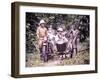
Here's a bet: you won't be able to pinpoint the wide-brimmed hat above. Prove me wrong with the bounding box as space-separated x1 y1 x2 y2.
39 19 46 24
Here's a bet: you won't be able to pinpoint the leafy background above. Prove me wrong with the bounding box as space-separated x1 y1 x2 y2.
26 12 89 53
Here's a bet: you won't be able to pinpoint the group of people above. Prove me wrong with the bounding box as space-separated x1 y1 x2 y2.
36 19 79 60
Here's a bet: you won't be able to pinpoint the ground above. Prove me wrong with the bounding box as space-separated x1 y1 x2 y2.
26 40 89 67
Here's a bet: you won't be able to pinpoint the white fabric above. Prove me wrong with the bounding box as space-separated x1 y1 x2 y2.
55 34 68 44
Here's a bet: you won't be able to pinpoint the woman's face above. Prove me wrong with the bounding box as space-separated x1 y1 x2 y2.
58 31 62 35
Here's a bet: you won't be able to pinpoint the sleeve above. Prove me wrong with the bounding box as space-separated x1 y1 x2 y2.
45 28 48 36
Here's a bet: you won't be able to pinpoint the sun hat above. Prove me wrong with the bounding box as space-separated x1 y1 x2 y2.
57 27 63 32
39 19 46 24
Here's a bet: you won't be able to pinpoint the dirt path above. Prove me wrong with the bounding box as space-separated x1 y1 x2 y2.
42 60 61 66
26 41 89 67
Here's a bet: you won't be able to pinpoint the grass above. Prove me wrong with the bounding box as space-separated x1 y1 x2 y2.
26 48 89 67
26 40 90 67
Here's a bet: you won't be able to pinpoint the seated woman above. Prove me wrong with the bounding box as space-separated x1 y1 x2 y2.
55 27 68 59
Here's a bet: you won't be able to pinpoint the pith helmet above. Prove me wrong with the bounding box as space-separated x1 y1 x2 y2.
39 19 46 24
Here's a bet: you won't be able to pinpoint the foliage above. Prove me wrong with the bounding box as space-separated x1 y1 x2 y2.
26 12 89 53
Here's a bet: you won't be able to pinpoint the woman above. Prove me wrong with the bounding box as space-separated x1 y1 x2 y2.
55 27 68 59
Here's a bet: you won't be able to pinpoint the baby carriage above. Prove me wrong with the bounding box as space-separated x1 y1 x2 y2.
56 39 74 59
56 42 66 59
55 35 68 59
55 30 74 59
